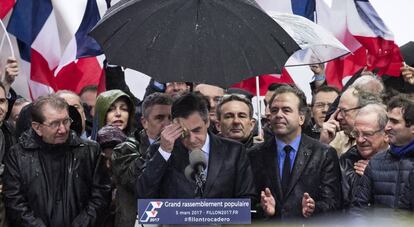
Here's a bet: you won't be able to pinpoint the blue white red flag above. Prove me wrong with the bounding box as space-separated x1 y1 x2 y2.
256 0 403 89
322 0 402 88
232 68 294 96
0 0 15 19
6 0 109 99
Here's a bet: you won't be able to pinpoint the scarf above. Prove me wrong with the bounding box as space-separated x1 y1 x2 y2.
390 140 414 157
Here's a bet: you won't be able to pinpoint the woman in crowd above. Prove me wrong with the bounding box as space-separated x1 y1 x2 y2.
92 89 136 139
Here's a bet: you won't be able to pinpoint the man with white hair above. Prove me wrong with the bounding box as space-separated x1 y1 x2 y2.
340 103 389 208
320 86 382 155
352 95 414 210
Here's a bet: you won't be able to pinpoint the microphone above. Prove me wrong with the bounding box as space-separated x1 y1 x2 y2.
184 165 195 182
186 149 207 197
189 149 207 184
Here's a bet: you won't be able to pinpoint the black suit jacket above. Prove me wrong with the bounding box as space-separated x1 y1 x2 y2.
248 134 342 219
137 133 256 199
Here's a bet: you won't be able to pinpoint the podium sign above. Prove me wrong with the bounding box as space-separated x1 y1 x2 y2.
138 198 251 225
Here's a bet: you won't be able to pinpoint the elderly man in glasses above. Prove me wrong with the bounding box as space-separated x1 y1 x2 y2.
320 86 381 155
3 94 111 226
339 103 389 209
352 95 414 211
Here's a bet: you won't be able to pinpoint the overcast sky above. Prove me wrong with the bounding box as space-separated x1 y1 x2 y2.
362 0 411 46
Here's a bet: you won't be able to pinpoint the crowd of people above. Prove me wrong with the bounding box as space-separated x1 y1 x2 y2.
0 54 413 227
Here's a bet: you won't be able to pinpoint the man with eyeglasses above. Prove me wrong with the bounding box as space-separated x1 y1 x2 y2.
308 86 339 139
340 103 389 208
352 95 414 211
3 94 111 226
320 86 380 155
194 83 225 134
165 81 192 98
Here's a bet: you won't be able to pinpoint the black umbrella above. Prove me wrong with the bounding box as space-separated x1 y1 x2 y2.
90 0 300 87
401 41 414 67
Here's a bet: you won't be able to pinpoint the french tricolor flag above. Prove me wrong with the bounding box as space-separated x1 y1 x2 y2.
256 0 402 89
6 0 110 99
323 0 402 88
0 0 15 19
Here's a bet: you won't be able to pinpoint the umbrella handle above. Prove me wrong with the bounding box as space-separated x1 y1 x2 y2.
255 76 262 138
0 19 15 58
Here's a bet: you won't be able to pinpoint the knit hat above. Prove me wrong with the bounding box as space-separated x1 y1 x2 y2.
96 125 127 149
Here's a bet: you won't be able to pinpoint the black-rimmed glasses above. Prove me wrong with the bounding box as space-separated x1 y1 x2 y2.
350 128 383 140
41 118 73 130
338 106 363 115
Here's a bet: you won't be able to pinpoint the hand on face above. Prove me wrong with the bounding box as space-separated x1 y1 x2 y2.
159 122 183 152
320 108 341 144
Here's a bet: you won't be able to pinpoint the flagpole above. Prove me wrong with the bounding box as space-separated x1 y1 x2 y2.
0 19 15 58
255 76 262 138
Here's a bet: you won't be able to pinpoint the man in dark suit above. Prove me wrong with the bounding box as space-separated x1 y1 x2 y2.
249 85 341 219
137 92 256 199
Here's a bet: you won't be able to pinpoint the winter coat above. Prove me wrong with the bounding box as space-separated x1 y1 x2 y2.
111 129 149 227
399 169 414 210
249 134 342 219
340 146 364 209
1 121 16 156
352 148 414 210
3 129 111 227
0 129 8 227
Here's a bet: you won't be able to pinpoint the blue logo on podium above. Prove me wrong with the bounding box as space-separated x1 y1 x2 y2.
138 199 251 224
139 201 163 222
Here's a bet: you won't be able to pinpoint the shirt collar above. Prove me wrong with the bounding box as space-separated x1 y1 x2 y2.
148 137 155 145
201 133 210 155
276 134 302 152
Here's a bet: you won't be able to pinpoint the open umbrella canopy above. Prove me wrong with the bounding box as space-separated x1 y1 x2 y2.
90 0 300 87
268 12 350 66
400 41 414 67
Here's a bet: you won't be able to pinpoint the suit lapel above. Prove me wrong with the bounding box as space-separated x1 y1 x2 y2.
204 134 225 196
263 137 283 203
285 135 313 198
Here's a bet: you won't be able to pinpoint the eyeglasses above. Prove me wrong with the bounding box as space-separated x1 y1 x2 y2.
313 102 333 110
350 128 383 140
40 118 73 130
338 106 363 115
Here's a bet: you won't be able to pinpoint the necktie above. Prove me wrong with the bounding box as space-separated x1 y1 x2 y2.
281 145 293 195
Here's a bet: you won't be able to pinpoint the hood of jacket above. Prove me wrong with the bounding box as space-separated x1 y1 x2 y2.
94 89 135 132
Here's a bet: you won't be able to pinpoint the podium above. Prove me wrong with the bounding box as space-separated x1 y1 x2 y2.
137 198 251 225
